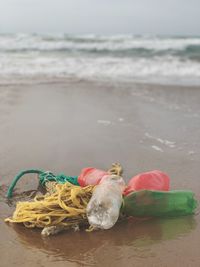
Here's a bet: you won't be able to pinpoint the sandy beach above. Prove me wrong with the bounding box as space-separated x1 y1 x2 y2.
0 80 200 267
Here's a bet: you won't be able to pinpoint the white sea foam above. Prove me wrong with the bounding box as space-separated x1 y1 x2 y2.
1 34 200 85
151 145 164 152
145 133 176 148
1 34 200 51
1 55 200 84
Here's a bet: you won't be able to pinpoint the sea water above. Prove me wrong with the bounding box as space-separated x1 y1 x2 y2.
0 33 200 85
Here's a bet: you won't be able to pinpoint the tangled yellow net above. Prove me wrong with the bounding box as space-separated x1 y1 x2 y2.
5 182 94 228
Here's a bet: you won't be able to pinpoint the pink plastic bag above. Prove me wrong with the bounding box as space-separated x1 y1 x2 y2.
124 170 170 196
78 167 108 187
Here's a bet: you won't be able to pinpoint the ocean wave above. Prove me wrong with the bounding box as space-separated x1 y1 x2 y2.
1 33 200 54
1 34 200 85
1 54 200 85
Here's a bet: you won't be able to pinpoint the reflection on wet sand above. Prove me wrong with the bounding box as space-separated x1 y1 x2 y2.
12 216 196 266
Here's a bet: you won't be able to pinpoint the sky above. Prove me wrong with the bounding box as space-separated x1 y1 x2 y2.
0 0 199 35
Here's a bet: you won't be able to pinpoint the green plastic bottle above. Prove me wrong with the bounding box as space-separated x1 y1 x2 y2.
122 190 198 217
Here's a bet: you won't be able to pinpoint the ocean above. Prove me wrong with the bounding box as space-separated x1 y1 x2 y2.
1 33 200 85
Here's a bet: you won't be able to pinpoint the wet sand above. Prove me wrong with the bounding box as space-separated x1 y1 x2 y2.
0 80 200 267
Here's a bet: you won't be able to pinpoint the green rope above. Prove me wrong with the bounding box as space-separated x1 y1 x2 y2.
39 171 78 186
6 169 79 198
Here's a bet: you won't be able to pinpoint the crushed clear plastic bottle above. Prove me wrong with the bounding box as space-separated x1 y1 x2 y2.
86 175 126 229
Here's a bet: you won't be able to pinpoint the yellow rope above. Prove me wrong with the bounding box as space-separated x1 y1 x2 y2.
5 163 123 230
5 182 94 228
107 163 123 176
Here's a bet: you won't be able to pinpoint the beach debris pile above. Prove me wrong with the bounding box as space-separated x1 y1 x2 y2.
5 163 198 235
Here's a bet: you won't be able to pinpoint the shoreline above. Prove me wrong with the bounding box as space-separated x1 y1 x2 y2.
1 79 200 187
1 76 200 88
0 79 200 267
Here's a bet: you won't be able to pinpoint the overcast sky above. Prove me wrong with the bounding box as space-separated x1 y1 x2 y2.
0 0 199 35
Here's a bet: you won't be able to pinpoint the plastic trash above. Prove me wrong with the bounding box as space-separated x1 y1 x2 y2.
124 170 170 196
78 167 108 187
122 190 197 217
86 175 126 229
